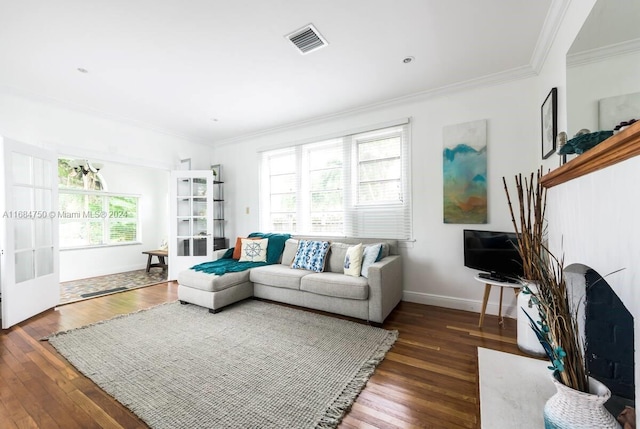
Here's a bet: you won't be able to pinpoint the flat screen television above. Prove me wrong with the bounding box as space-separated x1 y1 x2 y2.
463 229 523 283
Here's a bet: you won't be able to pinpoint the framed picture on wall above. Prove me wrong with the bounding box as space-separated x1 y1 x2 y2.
541 87 558 159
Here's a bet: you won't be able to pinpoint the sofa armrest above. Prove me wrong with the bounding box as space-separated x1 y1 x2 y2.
366 255 403 323
212 249 229 261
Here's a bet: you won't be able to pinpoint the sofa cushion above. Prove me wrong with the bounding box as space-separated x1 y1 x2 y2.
250 264 310 290
291 240 330 272
300 273 369 300
326 242 350 273
178 269 250 293
280 239 299 266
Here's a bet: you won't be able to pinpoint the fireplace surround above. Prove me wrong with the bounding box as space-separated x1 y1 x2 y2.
544 121 640 414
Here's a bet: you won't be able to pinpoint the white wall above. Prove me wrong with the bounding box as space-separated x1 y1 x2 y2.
541 0 640 403
538 0 598 173
211 0 608 318
0 92 214 280
567 50 640 133
214 77 540 317
0 92 213 170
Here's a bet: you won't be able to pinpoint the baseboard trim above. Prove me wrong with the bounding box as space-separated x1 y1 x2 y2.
61 264 148 283
402 290 517 319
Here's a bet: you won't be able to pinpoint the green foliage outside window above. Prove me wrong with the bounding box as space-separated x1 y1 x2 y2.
58 159 139 247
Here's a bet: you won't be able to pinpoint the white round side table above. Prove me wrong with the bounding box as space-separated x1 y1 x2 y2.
473 275 522 327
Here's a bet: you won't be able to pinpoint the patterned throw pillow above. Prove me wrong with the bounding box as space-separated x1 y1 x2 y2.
344 243 364 277
360 244 382 278
291 240 330 272
239 238 269 262
232 236 260 259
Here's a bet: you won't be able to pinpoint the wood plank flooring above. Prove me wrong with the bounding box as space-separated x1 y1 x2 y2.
0 282 527 428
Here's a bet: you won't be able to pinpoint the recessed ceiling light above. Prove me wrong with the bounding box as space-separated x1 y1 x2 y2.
403 56 414 64
77 67 89 73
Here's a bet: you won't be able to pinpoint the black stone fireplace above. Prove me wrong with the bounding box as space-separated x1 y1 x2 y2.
584 269 635 417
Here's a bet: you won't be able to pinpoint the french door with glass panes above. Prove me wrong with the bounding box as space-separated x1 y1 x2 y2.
1 137 59 329
168 170 213 280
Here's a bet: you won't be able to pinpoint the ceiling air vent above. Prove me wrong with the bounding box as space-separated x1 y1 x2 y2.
286 24 328 55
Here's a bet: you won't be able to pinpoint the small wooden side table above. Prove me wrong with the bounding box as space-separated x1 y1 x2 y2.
474 276 522 327
142 249 168 272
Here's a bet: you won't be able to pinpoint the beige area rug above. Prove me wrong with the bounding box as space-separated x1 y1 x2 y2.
478 347 555 428
59 269 168 304
48 300 398 429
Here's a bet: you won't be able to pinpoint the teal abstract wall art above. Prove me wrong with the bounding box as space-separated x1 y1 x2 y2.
443 119 487 224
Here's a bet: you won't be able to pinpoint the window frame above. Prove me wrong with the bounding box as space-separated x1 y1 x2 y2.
58 188 142 250
260 121 412 239
353 128 404 207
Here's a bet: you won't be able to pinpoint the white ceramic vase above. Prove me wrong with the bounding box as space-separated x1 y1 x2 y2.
517 281 546 356
543 375 621 429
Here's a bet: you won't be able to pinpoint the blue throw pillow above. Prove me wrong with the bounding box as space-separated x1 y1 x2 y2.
291 240 330 272
361 244 382 278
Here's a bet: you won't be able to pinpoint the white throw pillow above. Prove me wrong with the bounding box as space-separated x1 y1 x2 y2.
360 244 382 278
343 243 364 277
239 238 269 262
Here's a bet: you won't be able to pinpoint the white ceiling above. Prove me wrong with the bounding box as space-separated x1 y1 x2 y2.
0 0 555 145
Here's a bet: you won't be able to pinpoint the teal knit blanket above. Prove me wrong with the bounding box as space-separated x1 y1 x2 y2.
191 233 291 275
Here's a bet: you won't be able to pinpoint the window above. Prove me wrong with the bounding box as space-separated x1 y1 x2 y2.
58 159 140 248
260 121 411 239
356 131 402 204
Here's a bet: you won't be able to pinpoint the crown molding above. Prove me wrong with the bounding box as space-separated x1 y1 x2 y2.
214 64 537 147
567 38 640 68
530 0 571 73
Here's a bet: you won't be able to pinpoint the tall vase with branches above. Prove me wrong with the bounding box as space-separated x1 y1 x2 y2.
502 168 587 391
504 169 620 428
503 169 548 357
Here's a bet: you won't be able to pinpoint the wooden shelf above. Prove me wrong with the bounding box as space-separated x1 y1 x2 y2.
541 121 640 188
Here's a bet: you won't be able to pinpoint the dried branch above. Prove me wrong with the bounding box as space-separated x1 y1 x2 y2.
504 168 587 393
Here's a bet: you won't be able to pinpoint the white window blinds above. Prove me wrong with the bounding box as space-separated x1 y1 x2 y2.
259 121 411 239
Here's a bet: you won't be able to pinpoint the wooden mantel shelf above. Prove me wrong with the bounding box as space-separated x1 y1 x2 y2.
541 121 640 188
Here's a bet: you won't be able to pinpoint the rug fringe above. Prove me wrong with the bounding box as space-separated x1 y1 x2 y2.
315 329 399 429
43 300 179 341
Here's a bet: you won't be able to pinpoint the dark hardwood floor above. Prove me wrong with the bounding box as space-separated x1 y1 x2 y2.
0 282 526 428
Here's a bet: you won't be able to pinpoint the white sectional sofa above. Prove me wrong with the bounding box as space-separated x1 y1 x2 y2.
177 236 403 324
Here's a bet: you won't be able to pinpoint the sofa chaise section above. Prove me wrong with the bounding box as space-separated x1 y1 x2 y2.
177 266 253 313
